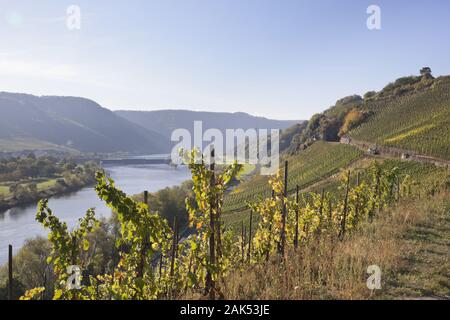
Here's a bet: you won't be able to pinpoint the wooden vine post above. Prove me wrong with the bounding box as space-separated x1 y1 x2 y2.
319 188 325 227
339 171 351 240
170 217 178 278
8 244 13 300
356 171 360 187
266 190 275 262
206 149 216 299
169 216 179 298
294 185 299 249
137 190 149 279
144 190 148 206
241 221 245 263
353 172 361 223
247 210 253 262
158 253 164 283
371 167 381 220
279 161 288 257
328 199 333 230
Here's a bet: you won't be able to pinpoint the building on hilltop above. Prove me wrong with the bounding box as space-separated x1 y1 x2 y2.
420 67 432 78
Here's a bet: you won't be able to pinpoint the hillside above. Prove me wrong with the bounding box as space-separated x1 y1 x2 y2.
349 76 450 160
115 109 300 140
223 141 364 213
223 69 450 220
284 70 450 159
0 92 169 154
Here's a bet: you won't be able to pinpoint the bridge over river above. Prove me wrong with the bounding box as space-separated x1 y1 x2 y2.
101 155 173 166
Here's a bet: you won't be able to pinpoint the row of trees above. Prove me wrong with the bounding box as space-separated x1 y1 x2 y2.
17 151 421 300
1 161 98 207
0 155 79 183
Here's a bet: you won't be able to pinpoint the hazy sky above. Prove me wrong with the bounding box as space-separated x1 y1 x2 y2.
0 0 449 120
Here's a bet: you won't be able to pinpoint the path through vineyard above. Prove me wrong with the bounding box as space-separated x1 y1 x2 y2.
341 138 450 168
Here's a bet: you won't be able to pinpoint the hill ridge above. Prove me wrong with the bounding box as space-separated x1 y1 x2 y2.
0 92 169 154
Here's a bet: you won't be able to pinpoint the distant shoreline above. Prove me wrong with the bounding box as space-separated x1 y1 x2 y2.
0 179 96 213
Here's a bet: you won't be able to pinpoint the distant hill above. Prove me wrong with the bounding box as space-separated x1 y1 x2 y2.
0 92 169 154
115 110 300 141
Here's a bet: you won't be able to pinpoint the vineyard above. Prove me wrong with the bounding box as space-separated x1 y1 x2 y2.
350 76 450 160
8 146 447 301
223 157 448 231
222 142 363 213
309 158 446 195
3 73 450 301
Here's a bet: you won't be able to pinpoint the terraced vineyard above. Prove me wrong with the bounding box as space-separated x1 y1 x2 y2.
223 141 363 213
350 76 450 160
223 157 449 231
308 158 447 196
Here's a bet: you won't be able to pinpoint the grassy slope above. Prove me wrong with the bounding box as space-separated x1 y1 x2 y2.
37 179 57 191
382 194 450 299
220 190 450 300
350 76 450 160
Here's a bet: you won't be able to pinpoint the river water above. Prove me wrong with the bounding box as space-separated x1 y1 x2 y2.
0 164 191 265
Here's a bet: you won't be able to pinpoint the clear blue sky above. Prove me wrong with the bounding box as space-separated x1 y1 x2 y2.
0 0 449 120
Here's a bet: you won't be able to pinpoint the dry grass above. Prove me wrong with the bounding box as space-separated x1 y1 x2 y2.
218 191 449 300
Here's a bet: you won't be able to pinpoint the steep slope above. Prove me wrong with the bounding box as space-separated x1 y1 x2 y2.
284 95 365 154
0 92 169 154
223 141 364 213
283 70 450 160
115 109 300 140
349 76 450 160
222 189 450 299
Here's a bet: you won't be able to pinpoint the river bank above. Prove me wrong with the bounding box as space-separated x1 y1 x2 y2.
0 168 99 212
0 178 96 212
0 164 192 265
0 157 101 212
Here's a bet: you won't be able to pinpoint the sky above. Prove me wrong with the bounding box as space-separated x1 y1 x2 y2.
0 0 449 120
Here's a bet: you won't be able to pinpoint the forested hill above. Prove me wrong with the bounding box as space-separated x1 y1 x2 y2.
283 69 450 160
115 109 300 140
0 92 169 154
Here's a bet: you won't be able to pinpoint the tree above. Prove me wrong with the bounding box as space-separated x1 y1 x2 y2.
339 109 365 137
364 91 377 99
0 237 54 300
420 67 432 77
0 277 25 300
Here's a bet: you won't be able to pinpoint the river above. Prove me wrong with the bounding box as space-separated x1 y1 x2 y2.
0 164 191 265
